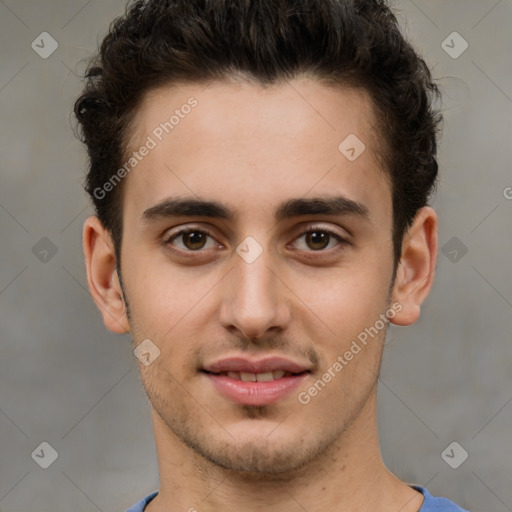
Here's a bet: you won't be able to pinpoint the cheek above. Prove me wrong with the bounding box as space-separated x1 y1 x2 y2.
302 275 390 405
299 263 392 345
126 251 214 319
125 260 221 357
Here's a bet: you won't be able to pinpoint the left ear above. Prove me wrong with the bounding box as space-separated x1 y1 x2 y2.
390 206 438 326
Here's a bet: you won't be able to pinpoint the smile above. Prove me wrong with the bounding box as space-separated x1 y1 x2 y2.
212 370 292 381
203 370 309 406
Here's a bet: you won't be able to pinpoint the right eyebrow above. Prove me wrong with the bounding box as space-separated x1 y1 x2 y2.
142 197 233 222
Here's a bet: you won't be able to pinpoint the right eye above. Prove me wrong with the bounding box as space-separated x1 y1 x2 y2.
165 228 218 250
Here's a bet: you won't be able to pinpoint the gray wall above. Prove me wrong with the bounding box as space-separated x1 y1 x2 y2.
0 1 510 511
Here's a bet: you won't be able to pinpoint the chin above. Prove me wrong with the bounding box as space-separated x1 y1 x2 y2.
177 420 337 478
197 440 317 476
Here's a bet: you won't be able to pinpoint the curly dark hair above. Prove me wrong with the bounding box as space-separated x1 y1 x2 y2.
74 0 442 270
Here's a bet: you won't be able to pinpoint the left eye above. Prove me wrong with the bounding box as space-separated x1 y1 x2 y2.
292 228 346 251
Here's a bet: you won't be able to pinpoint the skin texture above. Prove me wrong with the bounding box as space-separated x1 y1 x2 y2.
83 79 437 512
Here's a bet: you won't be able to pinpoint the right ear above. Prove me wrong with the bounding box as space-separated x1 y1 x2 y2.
82 216 130 334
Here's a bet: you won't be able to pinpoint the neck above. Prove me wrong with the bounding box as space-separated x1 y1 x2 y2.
145 390 424 512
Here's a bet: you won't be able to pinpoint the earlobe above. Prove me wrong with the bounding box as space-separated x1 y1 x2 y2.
390 206 438 326
82 216 130 334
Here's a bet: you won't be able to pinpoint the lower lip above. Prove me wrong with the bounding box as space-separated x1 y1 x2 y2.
204 372 309 406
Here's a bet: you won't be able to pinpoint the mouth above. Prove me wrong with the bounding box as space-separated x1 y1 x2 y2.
205 370 295 381
201 356 311 406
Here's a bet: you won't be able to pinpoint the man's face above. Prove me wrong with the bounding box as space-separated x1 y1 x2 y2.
118 79 396 474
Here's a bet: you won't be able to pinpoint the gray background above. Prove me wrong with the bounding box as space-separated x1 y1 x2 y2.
0 1 511 511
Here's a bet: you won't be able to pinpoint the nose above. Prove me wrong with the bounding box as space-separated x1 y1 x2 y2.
219 243 291 341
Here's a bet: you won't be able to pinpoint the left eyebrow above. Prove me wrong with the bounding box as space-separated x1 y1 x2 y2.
141 194 370 223
275 196 370 222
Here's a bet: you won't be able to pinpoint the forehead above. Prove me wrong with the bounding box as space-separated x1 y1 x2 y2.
122 79 391 226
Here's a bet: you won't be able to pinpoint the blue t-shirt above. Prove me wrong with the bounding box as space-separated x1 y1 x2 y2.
125 485 469 511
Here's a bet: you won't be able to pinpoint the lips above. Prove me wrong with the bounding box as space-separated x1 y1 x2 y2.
203 356 310 375
202 356 311 406
221 370 287 381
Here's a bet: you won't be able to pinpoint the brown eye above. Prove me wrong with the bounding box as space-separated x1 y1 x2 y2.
304 231 331 250
293 227 348 253
165 228 218 253
181 231 208 250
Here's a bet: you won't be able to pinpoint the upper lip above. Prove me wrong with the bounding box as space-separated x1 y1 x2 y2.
203 356 311 374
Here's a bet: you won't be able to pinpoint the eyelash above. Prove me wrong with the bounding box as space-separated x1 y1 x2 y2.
162 225 350 259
